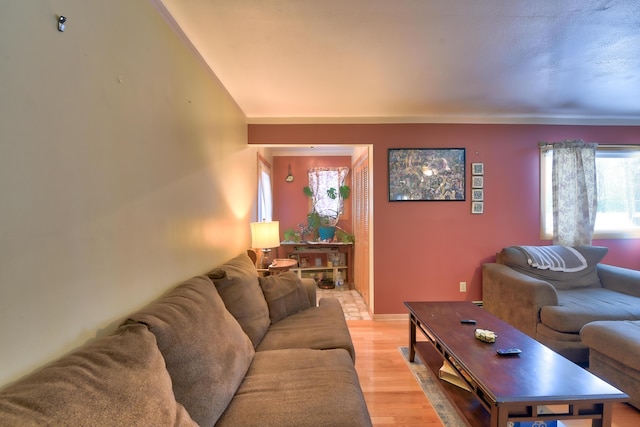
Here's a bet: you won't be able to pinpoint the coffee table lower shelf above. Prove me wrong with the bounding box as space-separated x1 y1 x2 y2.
413 341 489 426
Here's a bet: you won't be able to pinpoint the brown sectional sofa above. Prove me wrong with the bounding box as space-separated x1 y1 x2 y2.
0 252 372 426
581 320 640 409
483 245 640 365
483 245 640 410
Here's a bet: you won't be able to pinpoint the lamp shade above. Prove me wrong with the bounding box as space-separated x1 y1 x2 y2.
250 221 280 249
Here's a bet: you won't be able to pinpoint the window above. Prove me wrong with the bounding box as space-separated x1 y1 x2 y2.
257 155 272 222
308 167 349 219
541 145 640 239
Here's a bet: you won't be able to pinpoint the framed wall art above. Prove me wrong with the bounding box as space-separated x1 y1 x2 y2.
472 189 484 201
472 162 484 175
472 176 484 188
388 148 466 201
471 202 484 214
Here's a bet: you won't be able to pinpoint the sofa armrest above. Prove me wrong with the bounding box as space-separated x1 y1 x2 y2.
482 263 559 338
300 278 317 307
598 264 640 298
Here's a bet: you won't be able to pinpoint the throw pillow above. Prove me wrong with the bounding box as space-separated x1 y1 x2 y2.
0 323 197 426
125 275 255 427
208 252 271 347
259 271 312 324
499 245 608 290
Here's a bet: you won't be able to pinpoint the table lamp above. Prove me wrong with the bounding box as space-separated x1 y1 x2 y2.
250 221 280 269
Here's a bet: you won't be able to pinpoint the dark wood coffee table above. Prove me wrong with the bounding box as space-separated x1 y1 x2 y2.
405 301 628 427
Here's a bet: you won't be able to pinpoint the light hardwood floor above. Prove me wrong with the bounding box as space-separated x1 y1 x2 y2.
347 320 640 427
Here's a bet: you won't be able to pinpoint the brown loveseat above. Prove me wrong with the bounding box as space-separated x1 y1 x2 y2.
482 245 640 365
0 252 372 426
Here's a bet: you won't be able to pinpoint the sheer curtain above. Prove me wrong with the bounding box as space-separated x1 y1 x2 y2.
551 140 598 245
308 167 349 217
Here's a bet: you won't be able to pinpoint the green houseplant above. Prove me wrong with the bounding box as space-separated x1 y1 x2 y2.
283 228 300 242
335 229 355 243
303 184 351 241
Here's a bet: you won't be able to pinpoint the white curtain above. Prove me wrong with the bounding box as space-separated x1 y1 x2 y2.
308 167 349 217
551 140 598 245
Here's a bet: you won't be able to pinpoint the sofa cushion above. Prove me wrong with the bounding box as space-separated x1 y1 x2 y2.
536 322 583 342
215 348 372 427
209 252 271 347
540 288 640 333
126 275 254 427
498 245 608 290
0 323 197 426
582 320 640 409
259 271 312 324
581 320 640 372
256 297 356 361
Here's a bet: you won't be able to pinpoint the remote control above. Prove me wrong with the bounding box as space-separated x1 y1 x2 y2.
460 319 476 324
497 348 522 355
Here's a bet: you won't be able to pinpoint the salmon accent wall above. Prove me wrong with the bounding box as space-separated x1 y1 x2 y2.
250 123 640 314
273 156 353 238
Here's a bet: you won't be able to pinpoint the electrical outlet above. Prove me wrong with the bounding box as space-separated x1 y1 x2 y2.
459 281 467 292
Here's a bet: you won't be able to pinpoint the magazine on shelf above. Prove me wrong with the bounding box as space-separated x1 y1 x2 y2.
438 359 472 392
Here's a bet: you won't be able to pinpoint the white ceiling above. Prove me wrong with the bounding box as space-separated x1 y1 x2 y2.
156 0 640 125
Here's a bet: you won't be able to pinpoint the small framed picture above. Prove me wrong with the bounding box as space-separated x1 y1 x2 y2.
472 163 484 175
471 201 484 214
472 176 484 188
472 189 484 201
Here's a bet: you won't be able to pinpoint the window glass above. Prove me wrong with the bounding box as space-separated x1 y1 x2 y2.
257 156 272 221
308 167 349 218
541 145 640 238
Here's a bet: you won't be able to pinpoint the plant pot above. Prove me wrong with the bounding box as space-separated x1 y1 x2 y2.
302 232 316 242
317 278 335 289
318 226 336 241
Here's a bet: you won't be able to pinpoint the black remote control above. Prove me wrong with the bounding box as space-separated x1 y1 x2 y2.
460 319 476 324
497 348 522 355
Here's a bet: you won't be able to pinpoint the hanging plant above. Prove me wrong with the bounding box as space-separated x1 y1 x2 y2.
327 185 351 201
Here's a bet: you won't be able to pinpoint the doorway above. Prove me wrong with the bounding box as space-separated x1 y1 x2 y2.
264 145 374 314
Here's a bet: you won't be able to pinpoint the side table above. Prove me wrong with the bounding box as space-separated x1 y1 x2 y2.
268 258 298 275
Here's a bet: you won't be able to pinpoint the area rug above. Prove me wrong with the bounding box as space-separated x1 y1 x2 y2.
398 346 467 427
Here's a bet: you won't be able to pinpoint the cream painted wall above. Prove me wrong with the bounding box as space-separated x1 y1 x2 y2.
0 1 254 386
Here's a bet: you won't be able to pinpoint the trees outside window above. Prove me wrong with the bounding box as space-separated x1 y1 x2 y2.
541 145 640 239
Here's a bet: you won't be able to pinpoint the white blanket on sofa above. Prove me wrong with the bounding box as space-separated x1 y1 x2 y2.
516 245 587 272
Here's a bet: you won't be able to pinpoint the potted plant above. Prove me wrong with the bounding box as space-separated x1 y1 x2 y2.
283 228 300 242
303 185 351 241
317 214 338 241
335 229 355 243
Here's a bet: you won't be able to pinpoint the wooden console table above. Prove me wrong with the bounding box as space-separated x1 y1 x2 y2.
277 242 353 288
405 301 628 427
